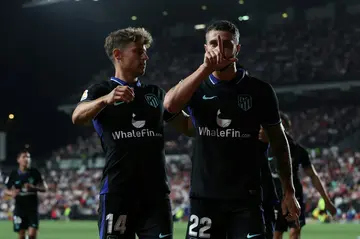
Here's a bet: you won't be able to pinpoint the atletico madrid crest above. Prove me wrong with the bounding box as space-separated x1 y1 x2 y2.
145 94 159 108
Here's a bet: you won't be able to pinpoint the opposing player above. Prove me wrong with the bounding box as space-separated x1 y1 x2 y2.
164 20 300 239
260 112 336 239
5 150 47 239
72 27 191 239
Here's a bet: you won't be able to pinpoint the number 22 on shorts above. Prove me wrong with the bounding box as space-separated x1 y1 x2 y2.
106 214 127 234
188 215 212 238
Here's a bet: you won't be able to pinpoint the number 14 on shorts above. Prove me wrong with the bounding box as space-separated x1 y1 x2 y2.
188 215 212 238
106 214 127 234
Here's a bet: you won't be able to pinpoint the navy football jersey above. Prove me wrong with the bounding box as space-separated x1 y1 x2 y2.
187 68 281 200
79 77 178 197
5 168 43 210
267 133 312 199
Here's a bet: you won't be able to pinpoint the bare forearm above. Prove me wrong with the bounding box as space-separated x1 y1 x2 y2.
311 176 331 202
4 189 12 196
72 97 107 125
164 64 212 113
33 186 46 192
271 139 294 193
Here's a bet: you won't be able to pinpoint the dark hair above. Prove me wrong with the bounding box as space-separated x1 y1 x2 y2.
206 20 240 43
280 112 291 130
17 149 29 159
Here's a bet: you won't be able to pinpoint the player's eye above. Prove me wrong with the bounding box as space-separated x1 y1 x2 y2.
222 41 233 49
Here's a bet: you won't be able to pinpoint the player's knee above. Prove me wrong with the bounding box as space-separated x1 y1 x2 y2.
18 230 26 239
289 228 301 239
28 228 37 238
273 231 283 239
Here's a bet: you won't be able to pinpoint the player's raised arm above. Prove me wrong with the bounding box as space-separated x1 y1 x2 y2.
164 35 236 113
72 84 134 125
163 68 211 114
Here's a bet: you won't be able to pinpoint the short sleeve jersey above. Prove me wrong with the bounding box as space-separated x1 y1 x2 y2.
5 168 43 210
187 68 281 200
79 77 178 197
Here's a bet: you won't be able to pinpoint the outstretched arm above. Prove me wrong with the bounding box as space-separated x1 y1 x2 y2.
303 165 336 215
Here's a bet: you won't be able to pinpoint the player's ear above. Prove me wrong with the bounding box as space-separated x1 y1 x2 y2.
204 44 208 52
235 44 241 56
113 48 122 61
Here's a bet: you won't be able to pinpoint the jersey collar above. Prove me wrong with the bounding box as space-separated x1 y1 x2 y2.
110 77 141 87
18 169 29 175
208 68 246 85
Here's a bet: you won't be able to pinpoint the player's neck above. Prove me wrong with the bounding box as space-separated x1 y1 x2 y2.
114 70 138 85
18 166 28 172
212 64 237 81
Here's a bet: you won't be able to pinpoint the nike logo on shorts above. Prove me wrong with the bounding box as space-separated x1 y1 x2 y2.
247 233 261 238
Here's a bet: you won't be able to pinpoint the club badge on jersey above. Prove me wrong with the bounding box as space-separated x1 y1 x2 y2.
81 90 88 101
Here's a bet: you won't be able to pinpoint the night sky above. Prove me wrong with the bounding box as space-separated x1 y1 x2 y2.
1 2 113 161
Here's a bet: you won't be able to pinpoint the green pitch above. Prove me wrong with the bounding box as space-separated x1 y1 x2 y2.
0 221 358 239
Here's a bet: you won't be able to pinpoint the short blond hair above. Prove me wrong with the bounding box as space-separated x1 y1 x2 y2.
104 27 153 61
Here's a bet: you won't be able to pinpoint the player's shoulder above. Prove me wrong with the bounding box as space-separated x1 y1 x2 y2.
29 167 41 175
286 133 297 149
90 80 114 90
237 66 272 88
9 170 17 176
296 143 309 155
245 73 273 92
83 81 113 97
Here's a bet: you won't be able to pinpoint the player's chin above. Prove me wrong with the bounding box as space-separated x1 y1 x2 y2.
139 67 146 76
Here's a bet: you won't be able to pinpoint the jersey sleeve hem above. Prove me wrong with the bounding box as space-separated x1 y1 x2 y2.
164 111 181 122
77 99 92 106
261 120 281 128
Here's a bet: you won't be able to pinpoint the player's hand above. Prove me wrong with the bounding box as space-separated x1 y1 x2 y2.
325 200 337 216
203 35 237 72
104 86 135 105
281 191 301 227
24 183 36 191
11 189 20 198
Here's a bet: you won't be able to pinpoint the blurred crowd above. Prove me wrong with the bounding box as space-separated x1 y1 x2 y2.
145 16 360 91
1 14 360 222
0 145 359 221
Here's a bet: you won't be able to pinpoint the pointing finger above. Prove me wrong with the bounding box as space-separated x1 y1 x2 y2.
217 35 224 55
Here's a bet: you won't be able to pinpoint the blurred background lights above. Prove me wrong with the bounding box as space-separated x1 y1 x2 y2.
238 15 250 21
